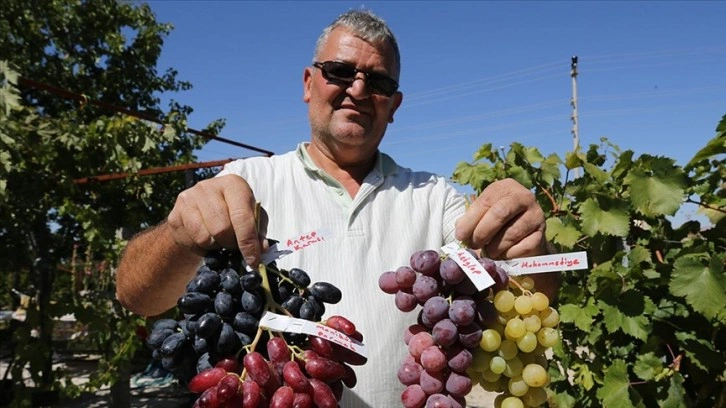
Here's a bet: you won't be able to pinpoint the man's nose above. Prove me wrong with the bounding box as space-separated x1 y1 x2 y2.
346 74 370 98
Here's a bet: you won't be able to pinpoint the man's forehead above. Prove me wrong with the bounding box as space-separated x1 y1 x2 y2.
321 28 399 75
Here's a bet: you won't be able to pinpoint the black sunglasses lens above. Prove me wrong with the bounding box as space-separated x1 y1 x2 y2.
368 75 397 96
323 62 357 81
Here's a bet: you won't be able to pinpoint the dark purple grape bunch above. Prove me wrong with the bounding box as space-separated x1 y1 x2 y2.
144 246 345 393
378 249 510 408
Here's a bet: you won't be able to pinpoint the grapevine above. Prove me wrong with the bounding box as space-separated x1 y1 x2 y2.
145 247 366 407
379 249 560 408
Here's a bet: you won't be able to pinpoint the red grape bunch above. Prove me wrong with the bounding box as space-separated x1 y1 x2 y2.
379 249 559 408
145 247 367 407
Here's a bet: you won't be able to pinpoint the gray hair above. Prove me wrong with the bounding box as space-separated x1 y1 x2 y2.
313 9 401 77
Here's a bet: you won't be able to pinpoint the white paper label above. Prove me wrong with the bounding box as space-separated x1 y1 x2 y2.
440 243 496 291
495 251 589 275
259 312 368 358
260 227 333 265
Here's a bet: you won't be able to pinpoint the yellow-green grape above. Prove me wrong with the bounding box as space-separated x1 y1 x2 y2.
501 396 525 408
519 276 535 291
494 290 516 313
539 307 560 328
514 295 533 315
508 375 530 397
521 386 548 407
536 327 559 348
481 369 501 383
490 356 507 374
480 329 502 352
505 317 526 340
516 331 538 353
522 363 549 387
503 356 524 378
530 292 549 311
522 314 542 333
498 339 519 360
480 376 502 392
471 347 493 371
498 309 519 326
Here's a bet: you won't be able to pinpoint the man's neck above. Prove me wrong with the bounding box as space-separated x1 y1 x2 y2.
306 142 377 198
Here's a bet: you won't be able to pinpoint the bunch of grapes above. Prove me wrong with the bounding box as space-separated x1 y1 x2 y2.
378 249 559 408
145 248 366 407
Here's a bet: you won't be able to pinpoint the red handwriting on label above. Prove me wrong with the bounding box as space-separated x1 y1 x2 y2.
520 257 581 270
315 325 356 352
286 231 325 251
456 253 481 275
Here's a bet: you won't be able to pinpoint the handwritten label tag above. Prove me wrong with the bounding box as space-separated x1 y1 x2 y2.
260 228 333 265
495 251 589 276
259 312 368 358
441 243 496 291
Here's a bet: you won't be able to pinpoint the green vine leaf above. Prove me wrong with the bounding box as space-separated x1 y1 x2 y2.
545 217 582 248
579 197 630 237
633 352 664 381
659 374 687 408
674 331 723 372
625 158 686 217
550 390 577 408
669 254 726 320
560 299 599 331
599 300 650 341
597 359 635 408
573 363 596 390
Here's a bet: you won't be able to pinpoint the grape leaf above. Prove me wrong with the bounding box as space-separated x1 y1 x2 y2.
659 374 687 408
687 130 726 167
625 163 686 217
545 217 581 248
675 331 723 372
573 363 596 390
560 300 599 331
599 301 650 341
583 161 608 184
541 154 561 185
596 359 635 408
633 352 663 381
550 391 577 408
564 150 581 170
579 197 630 237
669 254 726 320
508 164 533 188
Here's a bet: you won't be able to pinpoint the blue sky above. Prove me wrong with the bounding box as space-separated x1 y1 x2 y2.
146 1 725 198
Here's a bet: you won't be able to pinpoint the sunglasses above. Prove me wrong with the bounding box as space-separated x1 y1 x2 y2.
313 61 399 97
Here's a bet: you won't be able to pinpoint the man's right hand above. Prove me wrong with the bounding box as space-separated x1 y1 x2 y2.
166 174 268 267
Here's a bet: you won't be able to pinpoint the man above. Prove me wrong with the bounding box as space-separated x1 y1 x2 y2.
116 8 555 407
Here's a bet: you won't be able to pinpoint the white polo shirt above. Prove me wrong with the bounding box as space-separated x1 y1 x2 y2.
218 142 466 407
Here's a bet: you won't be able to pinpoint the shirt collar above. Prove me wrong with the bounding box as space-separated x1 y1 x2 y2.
295 142 397 177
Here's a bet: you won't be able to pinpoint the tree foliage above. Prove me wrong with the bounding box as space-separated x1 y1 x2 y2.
452 116 726 407
0 0 223 404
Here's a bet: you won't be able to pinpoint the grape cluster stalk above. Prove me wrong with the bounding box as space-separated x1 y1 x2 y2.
145 247 366 408
378 249 560 408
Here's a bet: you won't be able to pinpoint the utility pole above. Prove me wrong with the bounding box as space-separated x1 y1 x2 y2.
570 56 580 177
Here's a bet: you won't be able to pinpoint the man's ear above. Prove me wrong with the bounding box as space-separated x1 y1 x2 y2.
388 91 403 123
303 67 313 103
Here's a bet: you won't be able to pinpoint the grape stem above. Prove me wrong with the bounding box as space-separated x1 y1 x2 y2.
508 277 533 296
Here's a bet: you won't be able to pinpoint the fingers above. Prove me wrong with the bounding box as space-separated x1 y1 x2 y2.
167 175 264 263
455 178 546 259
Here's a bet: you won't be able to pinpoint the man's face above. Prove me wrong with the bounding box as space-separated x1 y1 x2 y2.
303 27 403 160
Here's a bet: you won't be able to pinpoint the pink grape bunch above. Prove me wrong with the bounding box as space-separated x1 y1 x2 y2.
378 249 559 408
